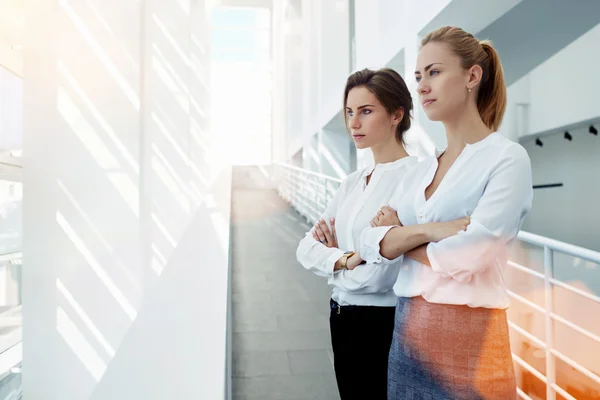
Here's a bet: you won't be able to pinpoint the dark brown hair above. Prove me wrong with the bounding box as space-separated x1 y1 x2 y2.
343 68 413 143
421 26 507 132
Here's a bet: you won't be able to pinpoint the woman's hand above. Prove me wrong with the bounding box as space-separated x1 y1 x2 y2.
370 206 402 227
426 217 471 242
312 218 338 248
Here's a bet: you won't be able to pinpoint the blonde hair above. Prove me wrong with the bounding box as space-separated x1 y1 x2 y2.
422 26 507 132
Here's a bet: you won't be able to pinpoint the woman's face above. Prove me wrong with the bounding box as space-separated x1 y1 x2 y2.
415 42 471 123
345 86 400 150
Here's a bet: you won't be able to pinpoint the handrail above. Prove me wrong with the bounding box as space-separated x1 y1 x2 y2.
518 230 600 264
274 162 343 183
0 252 22 263
274 162 600 400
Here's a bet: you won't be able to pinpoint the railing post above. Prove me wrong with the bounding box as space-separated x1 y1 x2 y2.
292 169 296 209
320 176 326 216
544 245 556 400
313 175 318 222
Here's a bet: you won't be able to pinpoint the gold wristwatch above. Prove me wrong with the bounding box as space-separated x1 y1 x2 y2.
340 251 355 269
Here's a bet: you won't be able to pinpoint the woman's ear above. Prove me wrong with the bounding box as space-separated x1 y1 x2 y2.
393 108 404 125
467 64 483 90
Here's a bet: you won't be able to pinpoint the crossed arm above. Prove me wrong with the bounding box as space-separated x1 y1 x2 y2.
312 208 470 268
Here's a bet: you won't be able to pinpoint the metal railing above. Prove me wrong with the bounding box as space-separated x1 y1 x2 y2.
274 163 600 400
0 251 23 386
274 163 342 224
508 232 600 400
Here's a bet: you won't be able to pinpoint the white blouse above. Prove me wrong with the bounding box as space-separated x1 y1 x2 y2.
296 156 419 307
360 132 533 309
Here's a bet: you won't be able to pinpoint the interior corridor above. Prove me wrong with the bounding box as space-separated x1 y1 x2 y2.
230 167 341 400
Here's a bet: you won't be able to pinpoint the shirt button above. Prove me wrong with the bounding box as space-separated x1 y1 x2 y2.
419 213 424 219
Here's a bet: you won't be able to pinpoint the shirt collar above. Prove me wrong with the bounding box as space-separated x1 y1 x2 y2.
362 155 415 177
434 131 500 158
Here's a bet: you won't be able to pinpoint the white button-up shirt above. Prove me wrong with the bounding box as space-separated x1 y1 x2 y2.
296 156 418 306
361 132 533 309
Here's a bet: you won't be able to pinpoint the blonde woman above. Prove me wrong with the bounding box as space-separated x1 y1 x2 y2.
361 27 533 399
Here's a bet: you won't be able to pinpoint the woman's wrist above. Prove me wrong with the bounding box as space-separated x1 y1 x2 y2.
346 252 363 270
417 222 436 242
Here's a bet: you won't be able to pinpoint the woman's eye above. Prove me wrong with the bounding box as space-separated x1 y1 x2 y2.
430 69 439 76
362 109 371 115
347 111 353 117
415 76 421 83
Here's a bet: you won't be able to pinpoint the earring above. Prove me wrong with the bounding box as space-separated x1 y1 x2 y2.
467 87 472 93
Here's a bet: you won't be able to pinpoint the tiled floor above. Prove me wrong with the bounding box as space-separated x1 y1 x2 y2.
231 170 340 400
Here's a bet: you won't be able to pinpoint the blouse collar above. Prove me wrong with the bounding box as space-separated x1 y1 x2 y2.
434 131 500 158
361 155 415 178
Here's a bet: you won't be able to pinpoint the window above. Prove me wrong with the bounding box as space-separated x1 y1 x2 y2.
210 6 272 166
0 56 23 398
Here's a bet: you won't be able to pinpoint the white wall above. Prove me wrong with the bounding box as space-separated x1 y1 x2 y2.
302 0 319 143
526 23 600 136
521 125 600 252
270 0 286 163
499 75 530 142
317 0 349 130
509 24 600 250
0 44 22 80
353 1 384 70
321 129 352 179
284 6 305 159
23 0 230 399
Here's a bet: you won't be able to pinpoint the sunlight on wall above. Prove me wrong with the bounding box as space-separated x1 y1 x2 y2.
56 211 137 321
60 0 140 110
57 87 140 217
57 279 115 357
56 306 106 382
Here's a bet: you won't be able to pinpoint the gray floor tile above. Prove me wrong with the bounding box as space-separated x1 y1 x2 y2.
277 313 329 332
233 330 331 353
233 351 292 378
232 310 278 333
233 290 272 303
287 350 335 375
232 374 340 400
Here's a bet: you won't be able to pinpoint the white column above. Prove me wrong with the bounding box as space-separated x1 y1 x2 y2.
271 0 287 163
23 1 227 399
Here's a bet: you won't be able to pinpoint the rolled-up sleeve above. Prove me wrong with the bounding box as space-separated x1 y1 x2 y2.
329 259 402 294
359 226 402 264
296 181 347 278
296 235 346 278
426 146 533 282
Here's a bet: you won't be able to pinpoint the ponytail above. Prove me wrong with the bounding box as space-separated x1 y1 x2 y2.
478 41 506 132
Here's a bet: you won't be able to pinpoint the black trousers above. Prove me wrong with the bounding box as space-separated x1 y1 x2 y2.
329 298 396 400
